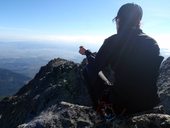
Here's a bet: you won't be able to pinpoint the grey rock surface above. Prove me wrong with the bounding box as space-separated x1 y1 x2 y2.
157 57 170 114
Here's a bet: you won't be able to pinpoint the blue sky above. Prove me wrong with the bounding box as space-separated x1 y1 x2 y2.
0 0 169 49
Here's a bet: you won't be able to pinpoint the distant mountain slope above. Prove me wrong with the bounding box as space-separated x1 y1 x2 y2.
0 68 30 96
0 58 48 78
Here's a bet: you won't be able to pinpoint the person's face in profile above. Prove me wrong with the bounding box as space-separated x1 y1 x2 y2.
115 18 120 33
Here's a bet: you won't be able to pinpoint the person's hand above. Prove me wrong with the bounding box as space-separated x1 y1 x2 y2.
79 46 86 55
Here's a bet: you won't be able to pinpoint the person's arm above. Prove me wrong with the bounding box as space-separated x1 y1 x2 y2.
79 46 93 56
95 39 112 73
94 39 117 85
98 71 113 85
79 46 96 64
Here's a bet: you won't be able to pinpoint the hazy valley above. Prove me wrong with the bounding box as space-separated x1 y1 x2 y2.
0 41 169 97
0 41 88 97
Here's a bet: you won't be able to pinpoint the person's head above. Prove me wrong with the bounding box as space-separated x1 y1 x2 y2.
114 3 143 33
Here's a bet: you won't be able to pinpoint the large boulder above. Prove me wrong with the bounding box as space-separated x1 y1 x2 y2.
157 57 170 114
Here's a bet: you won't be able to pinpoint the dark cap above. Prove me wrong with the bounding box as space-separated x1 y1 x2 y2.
115 3 143 22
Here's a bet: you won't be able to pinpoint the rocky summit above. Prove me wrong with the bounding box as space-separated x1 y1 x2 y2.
0 58 170 128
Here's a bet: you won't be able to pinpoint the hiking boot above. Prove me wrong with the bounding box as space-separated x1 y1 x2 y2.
105 113 116 123
94 114 105 124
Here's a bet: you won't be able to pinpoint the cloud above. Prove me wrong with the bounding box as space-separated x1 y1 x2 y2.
152 33 170 49
0 25 108 44
0 31 169 51
0 33 106 45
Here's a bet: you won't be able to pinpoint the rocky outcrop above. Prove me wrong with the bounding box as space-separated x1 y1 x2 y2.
0 58 91 128
17 102 170 128
0 57 170 128
157 57 170 114
17 102 96 128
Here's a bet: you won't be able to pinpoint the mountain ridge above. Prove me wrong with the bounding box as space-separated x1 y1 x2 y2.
0 57 170 128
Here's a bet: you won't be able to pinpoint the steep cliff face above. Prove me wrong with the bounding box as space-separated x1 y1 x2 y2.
0 58 170 128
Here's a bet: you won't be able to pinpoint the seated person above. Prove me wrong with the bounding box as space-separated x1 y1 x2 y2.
79 3 163 115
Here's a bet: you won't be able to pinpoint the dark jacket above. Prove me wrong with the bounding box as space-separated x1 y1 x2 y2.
93 28 162 113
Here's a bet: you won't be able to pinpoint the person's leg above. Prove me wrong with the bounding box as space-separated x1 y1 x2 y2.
82 54 99 108
83 53 107 109
83 68 98 108
107 88 128 115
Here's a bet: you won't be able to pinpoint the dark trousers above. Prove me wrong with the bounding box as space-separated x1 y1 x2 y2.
82 53 107 109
